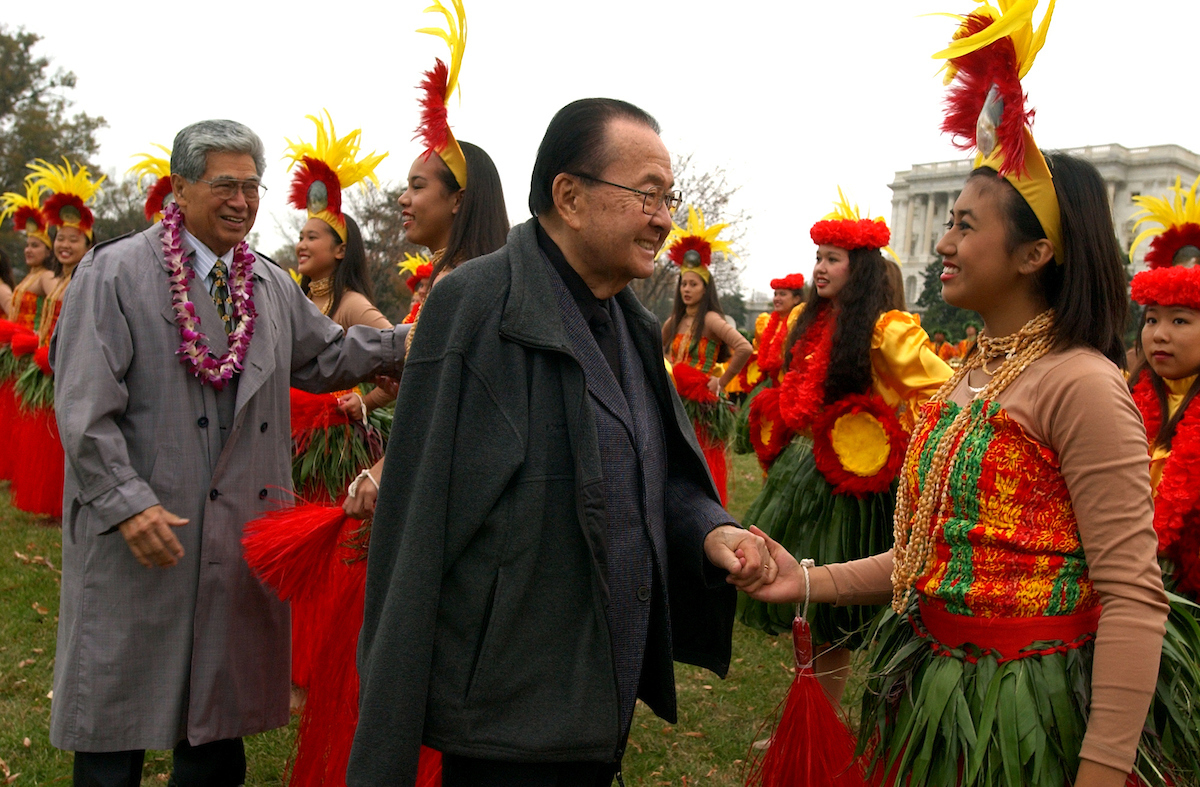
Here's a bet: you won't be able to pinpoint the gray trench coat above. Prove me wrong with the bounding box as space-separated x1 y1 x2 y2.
48 224 405 752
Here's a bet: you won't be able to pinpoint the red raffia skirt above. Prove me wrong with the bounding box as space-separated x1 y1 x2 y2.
11 405 63 517
0 379 17 481
697 426 729 507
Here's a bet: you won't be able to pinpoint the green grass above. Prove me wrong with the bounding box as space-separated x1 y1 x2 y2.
0 453 838 786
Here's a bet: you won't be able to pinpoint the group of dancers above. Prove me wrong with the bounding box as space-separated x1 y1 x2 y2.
2 0 1200 784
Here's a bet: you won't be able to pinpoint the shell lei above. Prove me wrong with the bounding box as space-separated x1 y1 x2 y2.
161 202 256 390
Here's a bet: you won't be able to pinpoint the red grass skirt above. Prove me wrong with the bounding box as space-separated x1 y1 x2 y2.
0 380 16 481
11 405 63 517
700 436 729 507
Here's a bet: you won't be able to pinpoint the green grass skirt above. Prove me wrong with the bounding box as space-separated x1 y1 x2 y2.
736 436 894 647
857 595 1200 787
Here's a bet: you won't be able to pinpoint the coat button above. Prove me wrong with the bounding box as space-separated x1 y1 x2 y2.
197 416 209 428
260 422 268 432
258 488 268 499
209 489 219 501
637 586 651 602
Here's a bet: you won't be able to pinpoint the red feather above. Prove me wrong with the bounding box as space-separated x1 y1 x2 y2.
11 331 38 356
12 205 46 234
744 616 868 787
405 262 434 292
33 345 51 375
940 13 1030 178
42 192 95 232
1132 265 1200 311
672 361 718 404
0 319 18 345
241 504 352 604
770 273 806 290
416 59 451 156
288 156 342 219
145 176 174 221
1145 223 1200 270
667 235 714 268
290 388 352 435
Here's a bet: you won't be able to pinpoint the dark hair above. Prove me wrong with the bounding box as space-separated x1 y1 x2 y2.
528 98 661 217
783 246 893 402
969 151 1127 366
428 141 510 281
666 271 730 362
300 215 374 316
0 248 13 289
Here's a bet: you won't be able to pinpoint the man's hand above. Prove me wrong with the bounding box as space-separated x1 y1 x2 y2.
703 524 776 593
373 374 400 399
741 525 804 604
118 505 188 568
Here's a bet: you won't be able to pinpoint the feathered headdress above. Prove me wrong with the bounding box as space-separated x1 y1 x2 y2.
810 187 898 260
0 181 51 248
415 0 469 189
1132 264 1200 311
26 158 105 239
285 110 388 240
398 251 434 292
664 205 732 283
128 144 174 223
933 0 1062 262
770 273 806 291
1130 175 1200 270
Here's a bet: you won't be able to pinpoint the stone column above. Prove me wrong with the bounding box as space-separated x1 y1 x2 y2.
922 192 937 263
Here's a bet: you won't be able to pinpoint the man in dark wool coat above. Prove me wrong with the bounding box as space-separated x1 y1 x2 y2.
348 98 776 787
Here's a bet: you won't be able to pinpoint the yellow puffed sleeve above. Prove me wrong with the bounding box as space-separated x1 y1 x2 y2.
870 310 953 431
753 311 771 350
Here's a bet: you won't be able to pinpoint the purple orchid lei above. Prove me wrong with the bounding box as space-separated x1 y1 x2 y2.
161 202 257 390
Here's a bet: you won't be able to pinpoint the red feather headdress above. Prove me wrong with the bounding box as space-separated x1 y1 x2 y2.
1130 176 1200 270
128 145 174 222
285 111 387 240
26 158 104 239
1131 265 1200 311
933 1 1062 262
664 205 733 283
810 188 896 256
414 1 469 189
0 182 51 248
770 273 806 291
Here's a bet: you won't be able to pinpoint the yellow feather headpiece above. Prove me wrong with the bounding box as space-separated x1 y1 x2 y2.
810 187 900 262
26 158 105 239
1129 175 1200 270
285 110 388 240
0 180 51 248
416 0 469 189
127 144 174 223
664 205 734 283
398 251 434 292
933 0 1063 263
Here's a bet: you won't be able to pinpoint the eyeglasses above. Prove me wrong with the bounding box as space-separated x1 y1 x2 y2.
571 173 683 215
198 178 267 202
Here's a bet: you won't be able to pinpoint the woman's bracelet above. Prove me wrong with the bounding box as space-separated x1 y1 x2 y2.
347 467 379 499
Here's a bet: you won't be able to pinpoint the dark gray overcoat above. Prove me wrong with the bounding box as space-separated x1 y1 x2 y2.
48 223 405 752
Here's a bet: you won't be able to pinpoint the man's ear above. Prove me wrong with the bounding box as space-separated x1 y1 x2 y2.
170 173 190 210
552 173 587 232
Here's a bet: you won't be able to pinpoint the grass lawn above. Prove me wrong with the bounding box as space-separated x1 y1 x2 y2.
0 451 832 786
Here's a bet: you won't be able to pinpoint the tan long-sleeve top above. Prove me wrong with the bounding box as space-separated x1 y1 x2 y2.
823 346 1169 774
331 291 394 412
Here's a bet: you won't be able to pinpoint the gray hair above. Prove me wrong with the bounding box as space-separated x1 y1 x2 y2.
171 119 266 181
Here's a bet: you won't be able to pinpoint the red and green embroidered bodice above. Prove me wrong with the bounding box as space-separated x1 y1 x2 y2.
668 333 722 375
906 399 1099 618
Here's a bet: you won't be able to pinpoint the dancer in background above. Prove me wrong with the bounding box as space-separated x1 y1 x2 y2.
662 205 751 505
737 273 806 395
737 188 950 703
745 4 1182 785
11 158 103 518
1 181 55 330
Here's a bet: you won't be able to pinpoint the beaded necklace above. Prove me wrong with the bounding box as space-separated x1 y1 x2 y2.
891 310 1056 612
308 277 334 315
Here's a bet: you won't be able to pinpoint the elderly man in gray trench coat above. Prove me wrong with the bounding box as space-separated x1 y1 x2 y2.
48 119 406 787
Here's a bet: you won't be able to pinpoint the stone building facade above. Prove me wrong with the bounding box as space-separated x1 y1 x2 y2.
887 143 1200 308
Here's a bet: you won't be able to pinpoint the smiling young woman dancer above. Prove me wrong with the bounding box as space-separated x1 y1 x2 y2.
10 159 103 518
737 190 951 703
744 4 1178 785
662 206 751 504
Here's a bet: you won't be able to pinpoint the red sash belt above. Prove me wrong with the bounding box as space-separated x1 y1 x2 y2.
919 598 1101 662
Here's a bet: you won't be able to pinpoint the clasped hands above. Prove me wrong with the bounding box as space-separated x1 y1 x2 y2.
704 524 808 601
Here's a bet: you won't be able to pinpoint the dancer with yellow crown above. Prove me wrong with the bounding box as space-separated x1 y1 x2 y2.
399 252 433 324
9 158 103 518
662 205 751 505
0 179 54 484
737 188 950 709
742 3 1189 785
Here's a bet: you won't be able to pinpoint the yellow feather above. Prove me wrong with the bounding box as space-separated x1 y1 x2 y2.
127 144 172 191
664 204 735 259
0 180 45 223
1130 175 1200 258
397 251 431 276
419 0 467 103
284 109 388 192
932 0 1053 79
25 158 105 204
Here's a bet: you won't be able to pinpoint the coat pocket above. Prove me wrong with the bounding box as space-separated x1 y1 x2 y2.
463 571 500 701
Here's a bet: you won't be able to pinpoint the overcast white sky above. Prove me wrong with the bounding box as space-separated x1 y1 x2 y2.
8 1 1200 295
